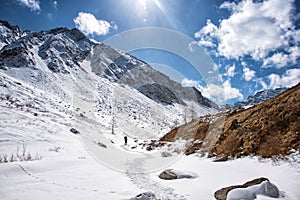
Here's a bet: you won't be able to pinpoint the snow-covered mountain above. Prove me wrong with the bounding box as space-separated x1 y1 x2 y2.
0 20 217 109
0 20 218 141
232 88 287 109
0 26 94 73
87 43 218 109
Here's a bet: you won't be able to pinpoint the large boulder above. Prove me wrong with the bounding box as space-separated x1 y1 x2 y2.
227 180 280 200
214 177 269 200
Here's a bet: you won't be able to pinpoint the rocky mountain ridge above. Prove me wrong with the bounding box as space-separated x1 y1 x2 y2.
0 26 94 74
0 20 29 49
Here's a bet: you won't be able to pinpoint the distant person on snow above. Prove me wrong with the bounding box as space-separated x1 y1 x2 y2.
124 136 128 145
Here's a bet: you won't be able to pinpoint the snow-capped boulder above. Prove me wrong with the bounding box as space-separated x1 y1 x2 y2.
171 169 198 179
159 169 198 180
227 180 280 200
214 177 269 200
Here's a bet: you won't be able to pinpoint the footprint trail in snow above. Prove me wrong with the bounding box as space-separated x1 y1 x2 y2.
126 157 186 200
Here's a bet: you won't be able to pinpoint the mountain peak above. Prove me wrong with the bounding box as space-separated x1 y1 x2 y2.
0 20 22 32
0 25 94 73
0 20 27 50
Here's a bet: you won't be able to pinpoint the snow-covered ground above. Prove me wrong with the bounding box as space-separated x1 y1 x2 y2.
1 48 300 199
1 132 300 200
1 89 300 200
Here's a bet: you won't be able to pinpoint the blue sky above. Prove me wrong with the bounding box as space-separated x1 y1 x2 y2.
0 0 300 104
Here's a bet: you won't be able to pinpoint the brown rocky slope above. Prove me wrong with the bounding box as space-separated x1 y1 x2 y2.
157 83 300 159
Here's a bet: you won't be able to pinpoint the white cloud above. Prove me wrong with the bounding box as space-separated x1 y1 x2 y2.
52 1 58 10
188 41 198 52
17 0 40 11
194 19 217 48
47 13 53 20
197 39 215 48
268 68 300 89
198 80 243 104
224 64 235 77
243 67 256 81
257 78 268 90
181 78 243 104
195 0 300 67
219 1 237 11
73 12 117 36
181 78 198 87
195 19 218 38
263 53 289 68
290 46 300 63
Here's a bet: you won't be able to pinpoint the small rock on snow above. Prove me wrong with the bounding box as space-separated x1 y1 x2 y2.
129 191 158 200
70 128 80 134
161 151 172 157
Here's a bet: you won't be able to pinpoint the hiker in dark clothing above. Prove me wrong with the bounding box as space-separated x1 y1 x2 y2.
124 136 128 145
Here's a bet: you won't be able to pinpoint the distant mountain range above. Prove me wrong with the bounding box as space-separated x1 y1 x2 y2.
231 88 287 109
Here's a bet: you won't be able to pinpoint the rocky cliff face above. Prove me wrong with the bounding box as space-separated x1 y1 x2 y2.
138 83 180 105
88 44 218 109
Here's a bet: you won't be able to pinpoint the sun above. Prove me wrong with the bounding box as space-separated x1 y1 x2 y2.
134 0 163 22
138 0 148 10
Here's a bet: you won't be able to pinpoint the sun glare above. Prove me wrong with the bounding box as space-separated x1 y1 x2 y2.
140 0 147 10
133 0 164 23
